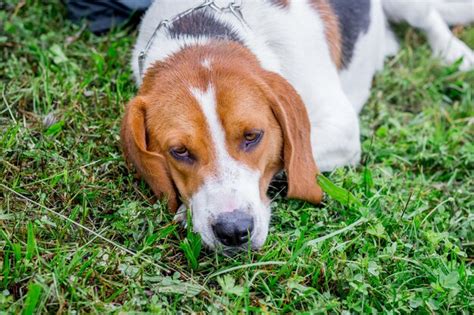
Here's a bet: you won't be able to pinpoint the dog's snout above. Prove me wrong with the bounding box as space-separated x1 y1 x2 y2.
212 209 254 246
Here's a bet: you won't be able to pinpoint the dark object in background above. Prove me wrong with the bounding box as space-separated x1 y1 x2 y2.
66 0 152 34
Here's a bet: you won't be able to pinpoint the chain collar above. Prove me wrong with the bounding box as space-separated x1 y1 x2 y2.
138 0 248 78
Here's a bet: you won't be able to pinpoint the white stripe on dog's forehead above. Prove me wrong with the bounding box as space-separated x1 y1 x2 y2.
190 84 260 182
190 85 227 165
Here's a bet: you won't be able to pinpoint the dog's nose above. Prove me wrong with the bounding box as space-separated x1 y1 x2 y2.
212 209 254 246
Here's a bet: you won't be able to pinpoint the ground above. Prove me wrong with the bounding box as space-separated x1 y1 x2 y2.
1 1 473 313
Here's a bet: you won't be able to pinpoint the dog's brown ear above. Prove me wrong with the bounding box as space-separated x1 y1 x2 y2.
121 96 179 211
262 71 323 204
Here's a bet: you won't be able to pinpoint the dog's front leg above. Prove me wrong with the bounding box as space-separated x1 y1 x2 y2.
307 88 362 172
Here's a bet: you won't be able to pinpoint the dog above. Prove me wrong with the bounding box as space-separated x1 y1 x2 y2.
121 0 474 250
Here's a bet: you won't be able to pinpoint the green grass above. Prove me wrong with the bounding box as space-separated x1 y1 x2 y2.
1 1 473 313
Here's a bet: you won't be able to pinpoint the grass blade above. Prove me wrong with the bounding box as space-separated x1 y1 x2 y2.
26 222 37 261
22 283 42 315
306 217 367 247
179 208 202 270
317 174 362 207
362 166 374 197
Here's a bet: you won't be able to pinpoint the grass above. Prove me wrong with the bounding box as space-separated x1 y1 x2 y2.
1 0 473 313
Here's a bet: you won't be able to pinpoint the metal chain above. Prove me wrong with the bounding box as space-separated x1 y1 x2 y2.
138 0 248 77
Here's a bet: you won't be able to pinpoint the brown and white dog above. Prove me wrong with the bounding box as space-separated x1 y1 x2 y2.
121 0 474 250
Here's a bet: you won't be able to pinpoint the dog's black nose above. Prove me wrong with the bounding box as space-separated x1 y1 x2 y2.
212 209 254 246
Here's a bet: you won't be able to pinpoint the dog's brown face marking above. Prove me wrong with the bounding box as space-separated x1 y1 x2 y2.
145 68 284 206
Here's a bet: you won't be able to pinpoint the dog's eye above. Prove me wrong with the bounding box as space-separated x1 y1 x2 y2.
245 133 258 142
242 129 263 151
169 146 194 163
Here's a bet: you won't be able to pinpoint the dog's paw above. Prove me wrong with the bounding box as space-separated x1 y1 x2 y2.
434 36 474 71
173 204 188 228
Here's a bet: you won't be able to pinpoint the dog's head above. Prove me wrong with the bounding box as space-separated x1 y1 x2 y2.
121 43 322 250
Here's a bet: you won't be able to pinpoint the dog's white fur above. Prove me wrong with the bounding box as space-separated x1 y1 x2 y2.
132 0 473 248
